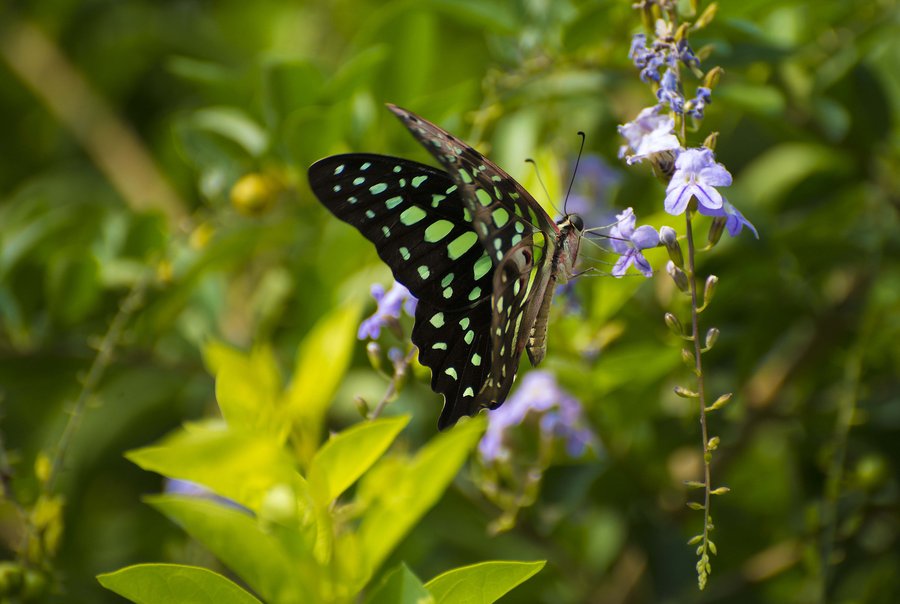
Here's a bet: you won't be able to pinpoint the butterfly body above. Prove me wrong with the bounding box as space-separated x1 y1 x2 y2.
308 104 582 429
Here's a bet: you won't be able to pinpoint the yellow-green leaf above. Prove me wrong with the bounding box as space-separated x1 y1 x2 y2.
309 415 410 504
97 564 262 604
425 560 546 604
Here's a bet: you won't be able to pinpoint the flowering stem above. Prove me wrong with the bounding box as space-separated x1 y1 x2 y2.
685 210 713 586
369 348 417 420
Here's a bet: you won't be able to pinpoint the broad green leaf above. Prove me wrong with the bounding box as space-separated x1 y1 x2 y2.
735 142 851 207
148 496 317 602
97 564 261 604
126 422 304 512
287 301 361 460
429 0 519 34
323 46 389 101
308 415 410 504
425 560 546 604
365 564 434 604
716 83 786 118
358 418 485 579
188 107 269 157
205 343 287 440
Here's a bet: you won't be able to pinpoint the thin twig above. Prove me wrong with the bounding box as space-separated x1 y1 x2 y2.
45 279 148 494
369 348 417 420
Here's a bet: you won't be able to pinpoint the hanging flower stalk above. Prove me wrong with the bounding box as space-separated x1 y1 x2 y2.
618 0 758 590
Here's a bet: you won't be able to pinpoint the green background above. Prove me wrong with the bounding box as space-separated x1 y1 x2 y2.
1 0 898 602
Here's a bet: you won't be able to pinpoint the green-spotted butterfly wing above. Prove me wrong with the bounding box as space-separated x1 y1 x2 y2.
308 105 581 429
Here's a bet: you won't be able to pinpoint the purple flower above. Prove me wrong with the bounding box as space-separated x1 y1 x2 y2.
478 371 597 463
656 69 684 114
676 39 701 69
629 33 649 67
357 281 417 340
687 87 711 119
618 106 682 165
609 208 659 278
629 33 668 83
664 148 732 216
700 201 759 239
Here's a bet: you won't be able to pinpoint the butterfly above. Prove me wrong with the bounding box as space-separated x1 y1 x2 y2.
308 104 583 430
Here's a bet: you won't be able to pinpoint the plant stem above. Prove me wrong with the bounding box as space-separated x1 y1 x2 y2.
45 279 147 494
685 211 713 580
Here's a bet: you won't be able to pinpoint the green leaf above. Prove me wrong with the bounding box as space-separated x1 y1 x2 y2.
263 59 324 125
365 564 434 604
148 496 317 602
205 343 287 440
97 564 262 604
189 107 269 157
716 83 786 118
126 422 305 512
425 560 546 604
358 418 485 580
735 142 852 207
309 415 410 503
287 301 361 461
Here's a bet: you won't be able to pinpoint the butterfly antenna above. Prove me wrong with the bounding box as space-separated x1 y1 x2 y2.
563 131 586 215
525 158 561 216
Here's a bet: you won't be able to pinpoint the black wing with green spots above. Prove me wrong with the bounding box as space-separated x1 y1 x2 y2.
308 105 565 429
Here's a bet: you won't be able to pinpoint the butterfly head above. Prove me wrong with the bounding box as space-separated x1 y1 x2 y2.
562 213 584 232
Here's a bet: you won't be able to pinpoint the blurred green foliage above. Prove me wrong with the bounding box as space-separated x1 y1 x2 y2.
0 0 898 602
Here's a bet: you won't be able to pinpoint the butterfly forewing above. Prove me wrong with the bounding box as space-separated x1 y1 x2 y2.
308 154 495 309
386 104 559 265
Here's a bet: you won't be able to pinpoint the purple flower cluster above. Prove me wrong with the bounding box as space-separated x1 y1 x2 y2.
479 371 597 463
615 24 759 252
357 281 418 340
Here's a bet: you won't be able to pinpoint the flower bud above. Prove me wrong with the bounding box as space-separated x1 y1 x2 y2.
675 23 691 42
366 341 382 372
260 484 297 524
703 275 719 307
667 260 690 293
703 131 719 152
704 327 719 349
707 436 720 450
665 312 684 335
708 216 726 246
682 348 695 368
355 396 369 418
695 3 719 29
704 65 724 89
706 392 732 412
660 226 684 268
674 386 699 398
710 486 730 495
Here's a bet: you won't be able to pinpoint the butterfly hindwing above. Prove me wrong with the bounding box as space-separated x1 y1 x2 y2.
412 299 493 429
